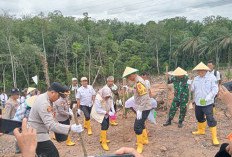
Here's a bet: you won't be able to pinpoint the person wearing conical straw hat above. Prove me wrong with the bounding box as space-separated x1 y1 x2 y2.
26 87 36 98
191 62 219 146
122 67 152 154
163 67 189 128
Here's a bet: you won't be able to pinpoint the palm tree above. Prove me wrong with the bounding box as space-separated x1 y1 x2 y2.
180 22 204 66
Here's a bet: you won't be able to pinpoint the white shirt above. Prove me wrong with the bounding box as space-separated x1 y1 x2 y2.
76 85 96 107
20 96 26 104
191 72 218 106
0 94 8 103
208 69 221 81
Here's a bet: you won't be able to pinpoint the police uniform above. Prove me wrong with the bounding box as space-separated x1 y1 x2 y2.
191 62 219 146
28 82 83 157
91 86 115 150
122 67 152 154
54 97 75 146
76 84 96 135
4 88 20 120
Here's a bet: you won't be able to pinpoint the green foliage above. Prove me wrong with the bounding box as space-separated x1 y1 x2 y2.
0 12 232 93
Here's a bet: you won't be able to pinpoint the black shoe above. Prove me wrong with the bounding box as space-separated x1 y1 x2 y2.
178 121 183 128
163 119 171 126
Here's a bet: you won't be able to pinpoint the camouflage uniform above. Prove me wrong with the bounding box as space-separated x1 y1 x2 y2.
168 75 189 121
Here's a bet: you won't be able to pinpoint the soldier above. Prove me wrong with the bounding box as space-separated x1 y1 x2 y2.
105 76 121 126
163 67 189 128
91 86 115 150
191 62 219 146
76 77 96 135
28 82 83 157
54 92 75 146
69 78 79 109
122 67 152 154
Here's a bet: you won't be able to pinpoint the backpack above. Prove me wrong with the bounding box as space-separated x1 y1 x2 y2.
214 70 222 84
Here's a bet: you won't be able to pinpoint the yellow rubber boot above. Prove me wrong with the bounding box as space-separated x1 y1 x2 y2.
213 107 216 116
142 129 149 145
192 122 206 135
100 131 110 143
66 135 75 146
210 127 220 146
136 134 144 154
84 118 87 129
110 120 118 126
86 120 92 135
100 130 109 151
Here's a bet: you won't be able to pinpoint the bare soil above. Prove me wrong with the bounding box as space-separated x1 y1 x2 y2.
0 98 231 157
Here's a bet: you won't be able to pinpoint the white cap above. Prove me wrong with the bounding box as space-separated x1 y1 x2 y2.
81 77 88 81
72 78 77 81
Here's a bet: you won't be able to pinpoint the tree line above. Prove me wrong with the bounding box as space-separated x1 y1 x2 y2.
0 10 231 92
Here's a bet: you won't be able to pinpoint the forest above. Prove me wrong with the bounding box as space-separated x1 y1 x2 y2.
0 10 231 92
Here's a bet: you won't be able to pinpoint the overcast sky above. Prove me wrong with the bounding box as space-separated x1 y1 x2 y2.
0 0 232 23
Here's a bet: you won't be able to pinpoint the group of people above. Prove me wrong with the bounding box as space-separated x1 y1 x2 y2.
163 60 221 146
1 59 232 157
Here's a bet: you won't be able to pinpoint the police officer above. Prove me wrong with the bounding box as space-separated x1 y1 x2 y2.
4 88 20 119
122 67 152 154
191 62 219 146
28 82 83 157
76 77 96 135
54 91 75 146
163 67 189 128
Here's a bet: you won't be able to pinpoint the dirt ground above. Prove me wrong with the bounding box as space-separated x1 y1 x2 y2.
0 98 231 157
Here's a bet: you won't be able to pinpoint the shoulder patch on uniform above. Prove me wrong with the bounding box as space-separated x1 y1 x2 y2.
136 82 148 96
47 106 52 113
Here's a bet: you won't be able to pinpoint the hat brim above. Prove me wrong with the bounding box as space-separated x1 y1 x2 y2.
122 70 139 78
25 96 38 107
9 91 20 96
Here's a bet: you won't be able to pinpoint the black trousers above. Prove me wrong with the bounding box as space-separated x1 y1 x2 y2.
54 118 70 142
36 140 59 157
101 117 109 130
80 105 92 121
195 104 217 127
215 143 230 157
134 110 150 135
70 101 77 109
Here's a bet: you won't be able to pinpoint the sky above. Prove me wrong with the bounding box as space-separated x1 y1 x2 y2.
0 0 232 23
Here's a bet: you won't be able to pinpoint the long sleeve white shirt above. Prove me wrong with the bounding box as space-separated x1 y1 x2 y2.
191 72 218 106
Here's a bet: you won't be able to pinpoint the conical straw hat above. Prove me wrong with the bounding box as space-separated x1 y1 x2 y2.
27 87 36 94
25 95 38 107
122 67 139 78
172 67 187 76
193 62 210 71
